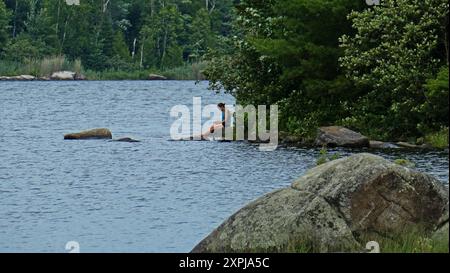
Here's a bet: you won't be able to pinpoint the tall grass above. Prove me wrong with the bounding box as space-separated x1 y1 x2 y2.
0 56 83 77
358 228 449 253
83 69 150 80
1 58 207 80
162 61 207 80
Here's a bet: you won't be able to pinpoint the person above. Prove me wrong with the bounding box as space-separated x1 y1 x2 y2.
201 102 231 139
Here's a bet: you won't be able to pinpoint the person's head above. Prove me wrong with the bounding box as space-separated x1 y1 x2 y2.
217 103 225 111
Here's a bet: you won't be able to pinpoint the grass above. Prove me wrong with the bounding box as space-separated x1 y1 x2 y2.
394 158 416 168
0 56 82 77
358 228 449 253
161 61 207 80
0 57 206 80
316 147 341 166
424 127 449 149
83 69 150 80
288 227 449 253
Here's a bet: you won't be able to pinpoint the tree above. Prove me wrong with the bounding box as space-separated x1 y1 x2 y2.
188 8 214 62
205 0 365 137
0 1 11 53
139 2 183 69
339 0 449 138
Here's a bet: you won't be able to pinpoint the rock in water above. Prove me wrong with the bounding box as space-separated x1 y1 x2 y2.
51 71 76 80
112 137 140 143
64 128 112 140
191 153 448 253
369 140 399 149
315 126 369 148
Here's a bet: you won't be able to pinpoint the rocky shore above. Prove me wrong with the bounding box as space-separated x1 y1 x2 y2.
0 71 168 81
279 126 445 150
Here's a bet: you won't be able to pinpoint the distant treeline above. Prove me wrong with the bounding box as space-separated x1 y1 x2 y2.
0 0 236 72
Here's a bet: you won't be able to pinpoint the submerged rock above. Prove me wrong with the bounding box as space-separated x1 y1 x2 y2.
192 153 448 253
315 126 369 148
369 140 399 149
396 142 429 149
64 128 112 140
112 137 140 143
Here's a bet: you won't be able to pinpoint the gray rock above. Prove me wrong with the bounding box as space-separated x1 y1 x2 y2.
112 137 140 143
396 142 428 149
74 73 87 80
148 74 167 80
0 75 35 80
192 153 448 253
64 128 112 140
370 140 399 149
51 71 76 80
17 75 36 80
315 126 369 148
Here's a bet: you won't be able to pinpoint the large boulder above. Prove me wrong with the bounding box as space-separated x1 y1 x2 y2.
192 153 448 253
64 128 112 140
51 71 76 80
315 126 369 148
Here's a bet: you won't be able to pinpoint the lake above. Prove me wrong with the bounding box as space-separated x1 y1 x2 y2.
0 81 448 252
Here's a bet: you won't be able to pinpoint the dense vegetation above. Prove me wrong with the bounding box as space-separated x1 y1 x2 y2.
205 0 449 142
0 0 235 78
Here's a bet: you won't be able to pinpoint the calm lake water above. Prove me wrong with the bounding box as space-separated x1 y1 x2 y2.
0 81 448 252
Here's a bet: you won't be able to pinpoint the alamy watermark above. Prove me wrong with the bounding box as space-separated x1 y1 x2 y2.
169 97 279 151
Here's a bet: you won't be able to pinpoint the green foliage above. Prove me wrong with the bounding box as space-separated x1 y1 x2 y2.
316 147 340 166
424 127 449 149
0 0 11 53
359 228 449 253
420 66 449 133
205 0 366 138
394 158 416 168
339 0 449 139
0 55 82 76
0 0 234 73
162 61 207 80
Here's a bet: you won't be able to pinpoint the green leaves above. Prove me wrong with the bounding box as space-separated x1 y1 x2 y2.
339 0 449 138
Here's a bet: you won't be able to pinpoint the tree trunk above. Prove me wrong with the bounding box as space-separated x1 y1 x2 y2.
12 0 18 38
140 43 144 68
56 0 61 36
161 29 168 68
132 38 137 59
150 0 155 17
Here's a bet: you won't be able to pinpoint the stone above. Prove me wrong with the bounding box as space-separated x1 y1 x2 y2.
112 137 140 143
192 153 448 253
369 140 399 149
51 71 76 80
64 128 112 140
148 74 167 80
315 126 369 148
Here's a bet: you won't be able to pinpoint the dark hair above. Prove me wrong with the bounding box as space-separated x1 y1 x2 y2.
217 103 225 108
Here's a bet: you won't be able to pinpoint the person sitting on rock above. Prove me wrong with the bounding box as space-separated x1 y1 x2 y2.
201 102 231 139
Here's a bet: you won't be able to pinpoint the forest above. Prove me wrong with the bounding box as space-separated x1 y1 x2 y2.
0 0 448 143
0 0 236 78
